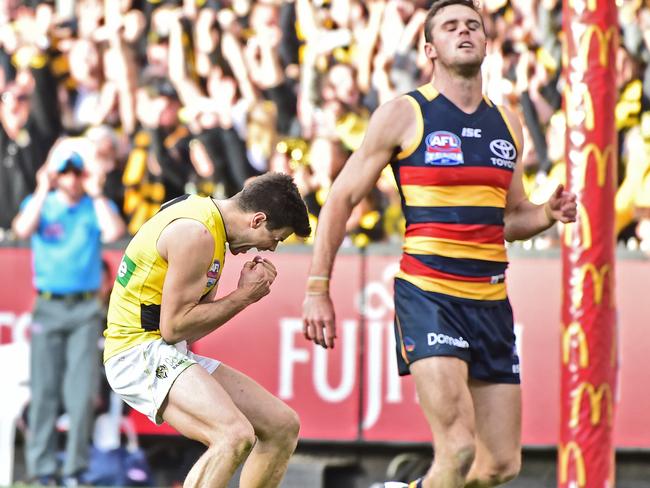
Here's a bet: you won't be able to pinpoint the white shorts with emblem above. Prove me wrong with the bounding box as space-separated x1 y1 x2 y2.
104 338 220 424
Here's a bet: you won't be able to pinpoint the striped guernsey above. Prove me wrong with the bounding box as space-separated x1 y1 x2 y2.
391 84 521 301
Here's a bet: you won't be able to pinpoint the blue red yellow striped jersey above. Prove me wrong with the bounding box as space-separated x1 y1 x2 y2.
391 84 520 301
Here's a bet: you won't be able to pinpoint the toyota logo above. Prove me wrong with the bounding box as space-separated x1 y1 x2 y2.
490 139 516 160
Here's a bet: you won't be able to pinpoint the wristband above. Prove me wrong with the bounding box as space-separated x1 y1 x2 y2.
544 202 556 223
307 275 330 293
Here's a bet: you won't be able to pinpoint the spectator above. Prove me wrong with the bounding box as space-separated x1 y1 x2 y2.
1 0 650 245
122 75 190 234
0 31 61 230
11 142 125 485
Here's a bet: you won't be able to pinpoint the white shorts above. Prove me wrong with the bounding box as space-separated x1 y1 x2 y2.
104 338 220 425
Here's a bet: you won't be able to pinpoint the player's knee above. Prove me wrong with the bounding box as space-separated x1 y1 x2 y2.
263 405 300 450
434 442 476 479
220 420 256 459
495 455 521 484
277 406 301 444
475 455 521 486
454 443 476 477
442 427 476 476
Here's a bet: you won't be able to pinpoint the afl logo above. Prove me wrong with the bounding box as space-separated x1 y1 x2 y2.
207 259 221 279
424 131 464 165
489 139 516 160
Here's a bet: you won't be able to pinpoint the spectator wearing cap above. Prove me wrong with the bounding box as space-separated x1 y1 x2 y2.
11 140 125 486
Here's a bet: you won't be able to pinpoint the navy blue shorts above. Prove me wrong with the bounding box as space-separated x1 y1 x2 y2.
393 278 520 384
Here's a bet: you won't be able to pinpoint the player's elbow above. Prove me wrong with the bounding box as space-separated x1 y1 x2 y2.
504 223 532 242
159 321 183 344
504 229 516 243
503 214 522 242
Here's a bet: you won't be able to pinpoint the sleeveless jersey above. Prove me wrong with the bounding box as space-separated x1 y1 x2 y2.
104 194 227 361
391 84 520 301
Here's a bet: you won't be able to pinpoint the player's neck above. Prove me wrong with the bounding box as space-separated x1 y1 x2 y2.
213 198 243 246
432 70 483 114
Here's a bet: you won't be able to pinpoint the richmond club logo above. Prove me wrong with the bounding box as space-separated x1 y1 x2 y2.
155 365 168 379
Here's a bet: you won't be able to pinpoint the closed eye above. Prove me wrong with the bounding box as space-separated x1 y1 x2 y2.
443 20 458 31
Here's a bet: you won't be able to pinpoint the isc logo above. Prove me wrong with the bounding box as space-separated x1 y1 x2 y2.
462 127 482 138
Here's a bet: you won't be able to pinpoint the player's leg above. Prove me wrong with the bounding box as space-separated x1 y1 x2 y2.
463 381 521 487
463 299 522 487
392 279 477 488
211 364 300 488
161 364 256 488
410 356 476 488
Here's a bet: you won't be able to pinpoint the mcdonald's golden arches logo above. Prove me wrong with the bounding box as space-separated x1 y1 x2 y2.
562 322 589 368
571 263 612 309
578 25 617 69
570 382 613 428
572 143 616 191
563 202 591 249
559 441 586 487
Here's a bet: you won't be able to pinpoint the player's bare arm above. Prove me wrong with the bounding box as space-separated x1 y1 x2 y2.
502 106 577 241
303 96 417 349
199 256 277 305
158 218 274 344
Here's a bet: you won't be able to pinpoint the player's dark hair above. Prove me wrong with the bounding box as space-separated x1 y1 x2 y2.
424 0 482 43
235 172 311 238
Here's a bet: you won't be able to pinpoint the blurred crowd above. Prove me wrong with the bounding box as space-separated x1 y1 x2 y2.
1 0 650 250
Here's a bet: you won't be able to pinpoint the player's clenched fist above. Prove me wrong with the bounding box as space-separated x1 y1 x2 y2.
238 256 277 302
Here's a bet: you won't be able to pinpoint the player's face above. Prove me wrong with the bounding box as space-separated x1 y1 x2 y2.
230 215 293 255
425 4 486 76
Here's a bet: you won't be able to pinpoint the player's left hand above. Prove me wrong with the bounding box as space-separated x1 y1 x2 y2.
545 184 577 223
252 255 277 280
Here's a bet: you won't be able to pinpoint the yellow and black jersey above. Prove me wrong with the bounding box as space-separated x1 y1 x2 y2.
391 84 520 301
104 194 227 362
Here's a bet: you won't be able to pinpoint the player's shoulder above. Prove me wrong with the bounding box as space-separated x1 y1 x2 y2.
383 94 416 114
493 104 521 130
369 95 418 130
160 218 214 255
494 104 523 151
169 218 212 239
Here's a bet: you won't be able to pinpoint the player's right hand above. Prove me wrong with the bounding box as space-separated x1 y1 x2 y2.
237 257 276 303
303 294 337 349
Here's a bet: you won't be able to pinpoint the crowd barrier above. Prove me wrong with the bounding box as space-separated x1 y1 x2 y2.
1 245 648 448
